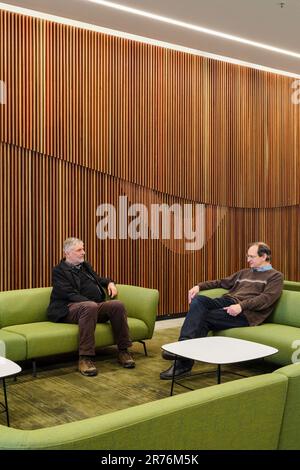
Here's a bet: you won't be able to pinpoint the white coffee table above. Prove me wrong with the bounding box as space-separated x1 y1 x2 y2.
0 357 22 426
162 336 278 396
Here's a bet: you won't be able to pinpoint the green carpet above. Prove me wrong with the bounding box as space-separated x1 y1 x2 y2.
1 326 277 430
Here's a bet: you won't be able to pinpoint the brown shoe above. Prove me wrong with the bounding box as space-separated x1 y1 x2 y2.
78 358 98 376
118 350 135 369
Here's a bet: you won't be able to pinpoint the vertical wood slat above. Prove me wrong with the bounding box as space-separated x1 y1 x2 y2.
1 9 300 315
1 142 300 315
1 9 300 208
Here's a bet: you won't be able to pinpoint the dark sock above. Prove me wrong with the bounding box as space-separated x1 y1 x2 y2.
177 358 194 368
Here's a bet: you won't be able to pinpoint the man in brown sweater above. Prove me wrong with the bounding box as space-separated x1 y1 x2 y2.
160 242 283 380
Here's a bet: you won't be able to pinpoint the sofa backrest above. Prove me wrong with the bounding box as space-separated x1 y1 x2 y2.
0 371 287 450
0 288 52 327
0 285 159 331
267 289 300 327
275 363 300 450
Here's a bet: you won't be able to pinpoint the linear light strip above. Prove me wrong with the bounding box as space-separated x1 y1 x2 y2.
87 0 300 59
0 2 299 79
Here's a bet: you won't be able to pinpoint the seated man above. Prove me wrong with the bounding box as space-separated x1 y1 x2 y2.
47 237 135 377
160 241 283 380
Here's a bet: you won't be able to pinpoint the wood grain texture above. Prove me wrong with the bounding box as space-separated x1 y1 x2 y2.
0 9 299 315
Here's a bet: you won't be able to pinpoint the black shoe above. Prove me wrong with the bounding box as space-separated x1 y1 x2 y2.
160 361 193 380
161 350 176 360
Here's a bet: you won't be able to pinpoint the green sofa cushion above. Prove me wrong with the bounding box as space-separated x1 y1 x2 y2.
0 373 287 450
0 288 52 327
3 322 80 358
0 330 27 361
94 318 148 346
3 318 148 359
215 324 300 365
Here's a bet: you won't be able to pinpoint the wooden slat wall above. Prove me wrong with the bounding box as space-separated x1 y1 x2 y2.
0 9 300 315
0 143 299 314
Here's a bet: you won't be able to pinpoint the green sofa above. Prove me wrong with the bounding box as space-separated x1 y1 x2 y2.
202 280 300 366
0 363 300 449
0 284 159 367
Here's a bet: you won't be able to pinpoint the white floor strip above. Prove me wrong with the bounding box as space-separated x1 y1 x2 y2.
155 317 184 331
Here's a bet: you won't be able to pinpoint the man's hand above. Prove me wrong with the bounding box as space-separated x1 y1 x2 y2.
188 285 200 304
107 282 118 298
223 304 242 316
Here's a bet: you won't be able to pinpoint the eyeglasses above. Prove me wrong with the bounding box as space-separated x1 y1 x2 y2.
246 254 258 259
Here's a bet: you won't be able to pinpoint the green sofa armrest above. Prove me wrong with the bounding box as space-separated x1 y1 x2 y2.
199 288 228 299
283 280 300 292
116 284 159 339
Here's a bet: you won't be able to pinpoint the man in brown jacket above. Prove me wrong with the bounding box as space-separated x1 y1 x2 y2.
160 242 283 380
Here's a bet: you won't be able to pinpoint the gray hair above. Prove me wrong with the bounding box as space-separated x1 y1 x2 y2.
63 237 83 253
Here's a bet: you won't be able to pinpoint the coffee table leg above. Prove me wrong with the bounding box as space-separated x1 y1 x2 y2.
170 356 178 396
2 378 10 427
217 364 221 384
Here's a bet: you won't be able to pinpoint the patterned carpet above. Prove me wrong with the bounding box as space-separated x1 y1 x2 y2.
1 326 276 430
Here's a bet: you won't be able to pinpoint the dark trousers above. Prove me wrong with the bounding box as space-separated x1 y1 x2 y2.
178 295 249 366
66 300 132 356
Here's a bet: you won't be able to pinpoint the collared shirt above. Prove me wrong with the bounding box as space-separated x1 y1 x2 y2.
252 265 273 272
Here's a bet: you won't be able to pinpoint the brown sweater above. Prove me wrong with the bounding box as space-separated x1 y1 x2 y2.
198 268 283 326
